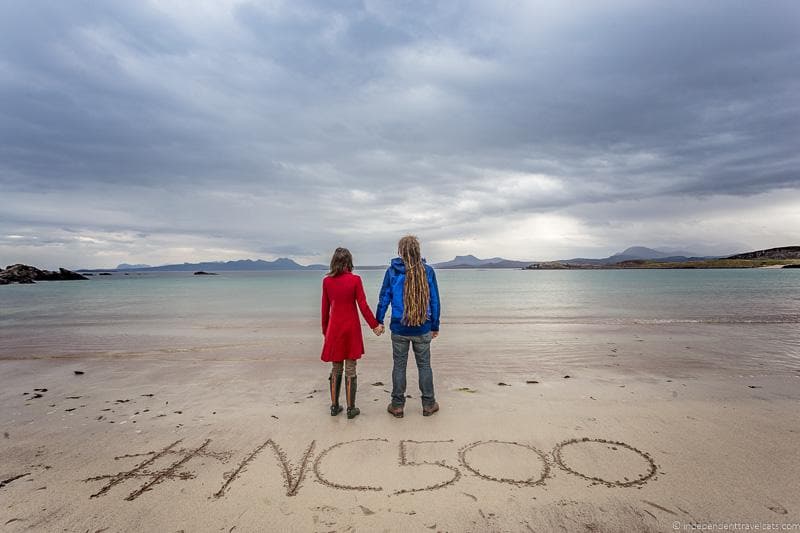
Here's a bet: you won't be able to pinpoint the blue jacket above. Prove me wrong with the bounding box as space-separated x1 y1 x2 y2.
376 258 441 335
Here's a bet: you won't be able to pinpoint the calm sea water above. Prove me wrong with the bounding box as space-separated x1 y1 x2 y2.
1 269 799 366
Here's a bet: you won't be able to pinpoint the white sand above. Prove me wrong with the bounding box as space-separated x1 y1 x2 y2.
2 326 800 532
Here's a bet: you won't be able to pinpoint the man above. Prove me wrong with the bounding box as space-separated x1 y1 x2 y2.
375 235 441 417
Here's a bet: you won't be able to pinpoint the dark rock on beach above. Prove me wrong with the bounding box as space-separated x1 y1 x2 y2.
783 264 800 268
0 264 89 285
194 271 218 275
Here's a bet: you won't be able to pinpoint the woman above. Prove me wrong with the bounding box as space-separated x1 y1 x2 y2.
375 235 441 418
321 247 382 419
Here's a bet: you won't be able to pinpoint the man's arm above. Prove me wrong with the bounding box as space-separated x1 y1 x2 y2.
375 268 392 324
429 267 441 333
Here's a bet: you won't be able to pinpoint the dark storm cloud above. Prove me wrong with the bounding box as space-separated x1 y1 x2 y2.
0 0 798 267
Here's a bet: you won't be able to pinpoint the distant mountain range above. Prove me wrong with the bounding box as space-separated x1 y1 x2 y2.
77 246 799 273
432 255 533 269
80 258 327 272
558 246 719 266
432 246 718 269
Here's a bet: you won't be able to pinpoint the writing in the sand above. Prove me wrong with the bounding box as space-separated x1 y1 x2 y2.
84 436 658 501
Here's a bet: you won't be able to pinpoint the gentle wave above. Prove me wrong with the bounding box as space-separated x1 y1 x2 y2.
446 315 800 325
629 316 800 325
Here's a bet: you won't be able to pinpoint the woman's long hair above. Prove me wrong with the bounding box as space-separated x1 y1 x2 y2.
398 235 430 326
327 247 353 276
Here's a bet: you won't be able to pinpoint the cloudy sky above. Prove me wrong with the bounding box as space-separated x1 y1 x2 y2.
1 0 798 269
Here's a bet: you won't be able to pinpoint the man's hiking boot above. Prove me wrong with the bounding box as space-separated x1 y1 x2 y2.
422 402 439 417
387 403 404 418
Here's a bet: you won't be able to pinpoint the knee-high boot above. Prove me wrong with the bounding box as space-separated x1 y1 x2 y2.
346 376 359 419
329 372 343 416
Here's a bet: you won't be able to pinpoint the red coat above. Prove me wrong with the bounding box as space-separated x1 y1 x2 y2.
321 272 379 362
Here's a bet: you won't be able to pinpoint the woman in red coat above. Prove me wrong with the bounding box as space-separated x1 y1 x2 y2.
321 247 382 419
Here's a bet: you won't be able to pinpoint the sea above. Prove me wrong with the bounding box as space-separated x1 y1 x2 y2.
2 269 798 371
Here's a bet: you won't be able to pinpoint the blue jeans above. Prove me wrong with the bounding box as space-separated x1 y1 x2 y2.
391 332 435 407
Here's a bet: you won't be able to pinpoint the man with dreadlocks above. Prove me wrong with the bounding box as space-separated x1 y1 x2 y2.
375 235 442 417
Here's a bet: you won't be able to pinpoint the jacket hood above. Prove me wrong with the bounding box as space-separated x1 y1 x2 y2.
390 257 427 274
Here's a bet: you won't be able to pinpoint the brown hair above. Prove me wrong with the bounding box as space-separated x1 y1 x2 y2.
398 235 430 326
327 247 354 276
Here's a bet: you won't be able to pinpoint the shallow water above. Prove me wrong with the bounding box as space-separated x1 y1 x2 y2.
1 269 798 370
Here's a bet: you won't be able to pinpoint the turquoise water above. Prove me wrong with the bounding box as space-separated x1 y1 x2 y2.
1 269 798 363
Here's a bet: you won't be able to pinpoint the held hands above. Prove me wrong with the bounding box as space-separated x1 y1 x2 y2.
368 325 436 338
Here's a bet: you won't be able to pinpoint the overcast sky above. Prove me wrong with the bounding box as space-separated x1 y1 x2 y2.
1 1 798 269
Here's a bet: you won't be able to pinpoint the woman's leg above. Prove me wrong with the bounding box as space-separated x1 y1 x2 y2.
344 359 359 419
329 361 344 416
344 359 357 378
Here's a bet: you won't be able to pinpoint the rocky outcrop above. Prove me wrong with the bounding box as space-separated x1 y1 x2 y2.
0 264 89 285
728 246 800 260
193 271 218 275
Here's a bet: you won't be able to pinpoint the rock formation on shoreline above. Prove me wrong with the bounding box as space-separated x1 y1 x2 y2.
0 264 89 285
727 246 800 260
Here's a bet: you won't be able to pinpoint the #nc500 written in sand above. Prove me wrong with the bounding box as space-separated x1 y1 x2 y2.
84 435 660 501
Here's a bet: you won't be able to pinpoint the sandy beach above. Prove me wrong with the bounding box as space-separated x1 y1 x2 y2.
2 321 799 533
3 0 799 529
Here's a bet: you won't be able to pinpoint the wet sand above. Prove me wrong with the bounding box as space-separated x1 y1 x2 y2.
1 325 800 532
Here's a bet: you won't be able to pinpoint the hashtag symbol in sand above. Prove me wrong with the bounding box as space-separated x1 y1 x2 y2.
84 438 230 501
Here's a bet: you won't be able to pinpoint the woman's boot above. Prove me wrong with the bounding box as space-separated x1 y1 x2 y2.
346 376 359 419
329 372 343 416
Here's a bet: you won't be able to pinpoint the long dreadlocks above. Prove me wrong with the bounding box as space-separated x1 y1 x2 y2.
398 235 430 327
